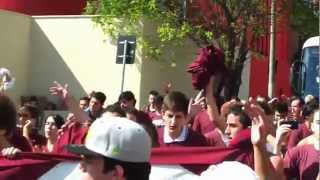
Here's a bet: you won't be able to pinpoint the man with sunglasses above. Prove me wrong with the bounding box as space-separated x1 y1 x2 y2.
66 116 152 180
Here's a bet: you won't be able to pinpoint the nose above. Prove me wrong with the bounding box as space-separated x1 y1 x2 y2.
224 126 230 135
170 116 177 126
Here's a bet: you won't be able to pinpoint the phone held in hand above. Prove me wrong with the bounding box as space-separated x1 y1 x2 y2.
280 120 299 130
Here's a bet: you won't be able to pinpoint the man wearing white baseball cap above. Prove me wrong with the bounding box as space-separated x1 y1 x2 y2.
67 116 152 180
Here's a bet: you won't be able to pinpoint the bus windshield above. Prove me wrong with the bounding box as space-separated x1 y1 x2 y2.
302 46 319 97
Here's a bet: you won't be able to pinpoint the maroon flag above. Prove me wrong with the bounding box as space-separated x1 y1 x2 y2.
0 130 254 179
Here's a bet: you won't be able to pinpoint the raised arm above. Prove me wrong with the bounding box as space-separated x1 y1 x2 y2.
205 75 226 132
247 103 274 180
49 81 91 124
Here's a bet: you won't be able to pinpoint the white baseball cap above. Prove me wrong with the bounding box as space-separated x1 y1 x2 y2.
67 117 152 162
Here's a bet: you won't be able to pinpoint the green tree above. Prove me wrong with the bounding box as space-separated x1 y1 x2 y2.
85 0 270 99
291 0 319 51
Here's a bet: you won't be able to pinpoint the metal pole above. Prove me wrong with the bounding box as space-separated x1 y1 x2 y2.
268 0 276 98
120 40 128 93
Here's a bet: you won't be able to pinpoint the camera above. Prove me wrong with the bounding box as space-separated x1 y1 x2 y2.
280 120 299 130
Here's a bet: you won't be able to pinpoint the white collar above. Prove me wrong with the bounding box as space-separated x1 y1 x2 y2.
164 126 188 143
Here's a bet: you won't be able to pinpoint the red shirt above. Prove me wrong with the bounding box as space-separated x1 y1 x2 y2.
148 111 162 120
287 123 312 149
192 111 216 135
52 122 89 155
204 129 226 147
284 144 319 180
157 127 207 147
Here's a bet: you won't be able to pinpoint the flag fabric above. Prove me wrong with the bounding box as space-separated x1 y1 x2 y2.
0 129 255 180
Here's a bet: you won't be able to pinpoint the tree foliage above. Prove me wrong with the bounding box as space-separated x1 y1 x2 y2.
290 0 319 41
86 0 293 98
85 0 268 64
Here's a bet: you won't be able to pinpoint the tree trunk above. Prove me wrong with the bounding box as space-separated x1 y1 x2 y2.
222 60 245 101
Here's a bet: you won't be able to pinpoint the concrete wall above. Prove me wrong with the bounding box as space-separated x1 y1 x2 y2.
139 41 197 107
29 16 143 106
29 16 198 108
0 10 31 104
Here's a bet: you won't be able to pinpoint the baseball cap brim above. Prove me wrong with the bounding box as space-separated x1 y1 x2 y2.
66 144 101 156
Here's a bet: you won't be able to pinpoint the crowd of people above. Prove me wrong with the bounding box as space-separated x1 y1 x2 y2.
0 75 319 180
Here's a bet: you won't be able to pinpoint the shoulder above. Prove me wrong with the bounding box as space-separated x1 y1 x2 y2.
297 134 314 146
10 133 32 152
187 128 207 146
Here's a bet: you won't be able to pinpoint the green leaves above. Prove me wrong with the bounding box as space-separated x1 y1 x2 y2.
290 0 319 39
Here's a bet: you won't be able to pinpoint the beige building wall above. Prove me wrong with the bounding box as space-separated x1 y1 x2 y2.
139 42 197 107
0 12 211 108
0 10 31 104
30 16 143 106
29 16 198 108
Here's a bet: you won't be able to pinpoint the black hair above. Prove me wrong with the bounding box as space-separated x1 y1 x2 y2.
129 110 159 147
149 90 159 96
162 91 189 115
104 103 126 117
46 114 64 129
274 101 289 114
119 91 136 101
227 104 251 128
19 104 39 119
0 93 16 135
154 95 163 106
257 101 273 115
80 96 90 101
103 157 151 180
118 91 136 106
91 92 106 105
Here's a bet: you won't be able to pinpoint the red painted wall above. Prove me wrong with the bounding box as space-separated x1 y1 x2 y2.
0 0 86 15
249 56 269 98
249 0 293 98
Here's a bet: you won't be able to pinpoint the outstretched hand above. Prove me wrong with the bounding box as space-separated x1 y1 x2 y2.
244 103 267 146
49 81 69 100
188 90 205 118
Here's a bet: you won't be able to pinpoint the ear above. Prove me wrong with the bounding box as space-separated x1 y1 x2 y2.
113 165 124 179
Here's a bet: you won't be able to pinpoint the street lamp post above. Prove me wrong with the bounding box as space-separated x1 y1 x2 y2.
268 0 276 98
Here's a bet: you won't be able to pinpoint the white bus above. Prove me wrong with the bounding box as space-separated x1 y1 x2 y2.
291 36 319 98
